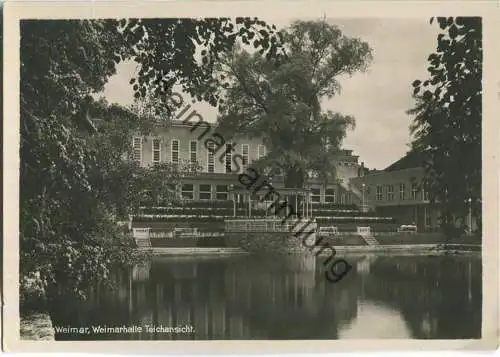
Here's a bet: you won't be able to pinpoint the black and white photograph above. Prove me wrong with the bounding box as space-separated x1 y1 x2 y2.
3 1 499 353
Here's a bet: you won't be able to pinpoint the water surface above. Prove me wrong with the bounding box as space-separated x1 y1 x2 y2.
51 254 482 340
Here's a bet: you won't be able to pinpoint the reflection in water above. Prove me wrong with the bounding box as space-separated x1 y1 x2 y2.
50 254 482 340
338 301 412 339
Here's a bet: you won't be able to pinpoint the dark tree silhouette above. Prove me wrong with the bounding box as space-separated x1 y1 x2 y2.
408 17 482 234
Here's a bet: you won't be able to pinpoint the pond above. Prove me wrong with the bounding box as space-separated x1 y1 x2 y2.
50 253 482 340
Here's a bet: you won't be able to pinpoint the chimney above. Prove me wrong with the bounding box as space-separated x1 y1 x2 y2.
358 162 365 177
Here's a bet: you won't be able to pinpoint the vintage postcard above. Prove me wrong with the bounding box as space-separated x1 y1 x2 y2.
3 0 499 354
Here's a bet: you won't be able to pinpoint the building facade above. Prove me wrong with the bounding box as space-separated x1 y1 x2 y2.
350 152 441 231
130 119 477 232
132 121 365 205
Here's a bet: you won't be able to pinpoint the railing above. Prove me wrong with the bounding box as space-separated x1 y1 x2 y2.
140 200 235 209
318 227 340 236
226 220 288 232
132 228 152 247
132 227 151 239
225 218 317 233
149 231 225 239
356 226 372 235
372 231 423 236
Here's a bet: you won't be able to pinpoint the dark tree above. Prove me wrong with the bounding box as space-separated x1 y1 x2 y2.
409 17 482 234
215 20 372 189
19 18 285 302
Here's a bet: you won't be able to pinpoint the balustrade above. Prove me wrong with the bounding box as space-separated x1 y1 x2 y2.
225 218 317 233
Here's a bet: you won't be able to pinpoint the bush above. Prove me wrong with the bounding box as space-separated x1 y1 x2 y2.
20 271 48 312
440 222 466 240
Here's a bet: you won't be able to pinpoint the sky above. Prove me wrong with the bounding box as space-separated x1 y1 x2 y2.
102 18 440 170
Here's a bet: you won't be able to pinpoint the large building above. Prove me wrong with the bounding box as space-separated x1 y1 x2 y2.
350 151 441 232
130 118 483 234
132 120 365 206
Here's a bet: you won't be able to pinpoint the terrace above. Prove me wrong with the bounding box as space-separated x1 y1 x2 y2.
134 194 397 235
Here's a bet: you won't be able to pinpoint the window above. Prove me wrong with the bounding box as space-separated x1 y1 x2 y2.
325 189 336 203
258 144 266 159
216 185 228 200
199 184 212 200
425 207 431 227
399 183 405 200
167 183 177 196
133 137 142 163
189 141 198 165
307 170 314 179
225 144 232 173
346 192 351 204
241 144 249 171
207 142 215 173
423 188 430 201
171 139 179 164
387 184 394 201
152 138 161 165
311 188 321 203
376 185 383 201
181 184 194 200
340 193 346 204
411 183 418 200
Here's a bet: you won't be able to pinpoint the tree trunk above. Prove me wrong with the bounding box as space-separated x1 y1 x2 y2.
284 166 305 188
284 166 306 218
39 184 48 240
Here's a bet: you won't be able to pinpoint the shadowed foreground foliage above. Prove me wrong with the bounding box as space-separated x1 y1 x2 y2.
20 18 285 306
409 17 482 236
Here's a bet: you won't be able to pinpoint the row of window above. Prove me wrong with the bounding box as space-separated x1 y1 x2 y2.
133 137 266 173
310 188 351 204
337 161 357 167
180 184 230 200
175 184 353 203
373 183 428 202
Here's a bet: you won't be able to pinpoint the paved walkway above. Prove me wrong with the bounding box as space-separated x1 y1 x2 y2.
139 244 480 256
138 247 248 255
329 243 480 254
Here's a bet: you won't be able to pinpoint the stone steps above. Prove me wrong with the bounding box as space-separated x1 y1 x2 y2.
135 237 151 247
359 234 379 246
